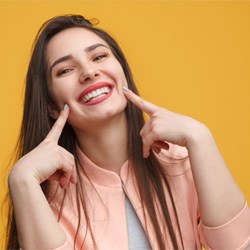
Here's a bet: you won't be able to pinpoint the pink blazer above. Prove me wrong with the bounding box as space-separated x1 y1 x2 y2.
49 144 250 249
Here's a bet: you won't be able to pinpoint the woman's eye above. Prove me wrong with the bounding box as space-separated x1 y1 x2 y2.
93 53 108 62
57 68 73 76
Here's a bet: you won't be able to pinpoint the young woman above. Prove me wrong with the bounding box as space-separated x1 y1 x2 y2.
6 14 250 249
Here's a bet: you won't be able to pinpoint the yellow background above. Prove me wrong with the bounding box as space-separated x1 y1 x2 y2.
0 1 249 248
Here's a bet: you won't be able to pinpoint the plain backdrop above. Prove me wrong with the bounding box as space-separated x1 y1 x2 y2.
0 1 250 248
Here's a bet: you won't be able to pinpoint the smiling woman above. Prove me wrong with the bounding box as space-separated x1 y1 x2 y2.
47 27 128 127
5 14 250 250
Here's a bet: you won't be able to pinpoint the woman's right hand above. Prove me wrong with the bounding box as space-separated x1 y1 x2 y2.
9 104 77 189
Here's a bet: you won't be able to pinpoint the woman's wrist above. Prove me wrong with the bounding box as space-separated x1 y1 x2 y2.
8 164 40 191
185 122 214 152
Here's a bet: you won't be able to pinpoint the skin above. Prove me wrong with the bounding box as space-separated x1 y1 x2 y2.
8 28 246 249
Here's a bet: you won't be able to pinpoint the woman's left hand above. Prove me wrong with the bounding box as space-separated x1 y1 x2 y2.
124 88 248 230
123 87 207 158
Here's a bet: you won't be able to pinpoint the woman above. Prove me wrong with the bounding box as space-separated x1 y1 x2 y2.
6 14 250 249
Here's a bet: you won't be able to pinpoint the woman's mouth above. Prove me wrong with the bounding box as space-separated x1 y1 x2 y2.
78 82 113 106
82 86 111 103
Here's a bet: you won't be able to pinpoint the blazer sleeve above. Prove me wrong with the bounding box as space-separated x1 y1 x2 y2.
198 202 250 249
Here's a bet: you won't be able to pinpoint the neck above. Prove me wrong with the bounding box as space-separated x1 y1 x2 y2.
74 113 128 174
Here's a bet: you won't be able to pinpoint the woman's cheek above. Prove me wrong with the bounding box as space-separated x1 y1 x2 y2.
51 82 74 108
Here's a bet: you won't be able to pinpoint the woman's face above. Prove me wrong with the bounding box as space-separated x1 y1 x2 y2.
46 27 128 129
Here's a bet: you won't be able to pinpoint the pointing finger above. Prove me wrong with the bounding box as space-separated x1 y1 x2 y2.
123 87 158 116
46 104 69 142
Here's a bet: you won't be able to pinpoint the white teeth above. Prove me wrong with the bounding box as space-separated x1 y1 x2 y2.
81 86 111 103
96 89 102 95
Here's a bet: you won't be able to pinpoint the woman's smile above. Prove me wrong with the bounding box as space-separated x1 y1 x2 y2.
78 82 114 106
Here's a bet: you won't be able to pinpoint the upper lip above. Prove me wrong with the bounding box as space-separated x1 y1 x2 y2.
78 82 114 102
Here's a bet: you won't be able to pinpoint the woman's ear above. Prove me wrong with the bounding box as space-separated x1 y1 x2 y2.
48 103 59 120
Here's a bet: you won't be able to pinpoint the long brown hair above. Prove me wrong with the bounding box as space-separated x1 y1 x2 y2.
6 15 183 249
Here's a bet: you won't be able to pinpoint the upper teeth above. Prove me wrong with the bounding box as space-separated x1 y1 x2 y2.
81 86 111 103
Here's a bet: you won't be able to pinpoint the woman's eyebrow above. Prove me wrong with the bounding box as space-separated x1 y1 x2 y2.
84 43 109 53
50 43 109 73
50 55 73 73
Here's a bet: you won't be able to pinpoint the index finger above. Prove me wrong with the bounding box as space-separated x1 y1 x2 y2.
46 104 69 142
123 87 158 116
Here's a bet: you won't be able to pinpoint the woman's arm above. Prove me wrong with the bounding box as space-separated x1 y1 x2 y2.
8 105 77 249
184 124 245 226
8 172 67 249
123 87 246 227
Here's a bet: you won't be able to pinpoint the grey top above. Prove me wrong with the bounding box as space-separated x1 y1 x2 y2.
125 196 151 250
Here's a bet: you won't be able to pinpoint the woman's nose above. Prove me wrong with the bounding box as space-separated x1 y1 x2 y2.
79 67 100 83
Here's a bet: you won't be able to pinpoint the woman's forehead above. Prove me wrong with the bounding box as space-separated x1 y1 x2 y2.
46 27 109 63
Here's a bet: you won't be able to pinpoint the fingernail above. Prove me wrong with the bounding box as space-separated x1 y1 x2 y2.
122 86 128 92
63 104 68 110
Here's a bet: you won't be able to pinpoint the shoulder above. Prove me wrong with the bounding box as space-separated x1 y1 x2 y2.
155 143 191 177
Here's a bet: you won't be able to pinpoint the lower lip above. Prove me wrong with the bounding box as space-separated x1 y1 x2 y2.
82 88 113 106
